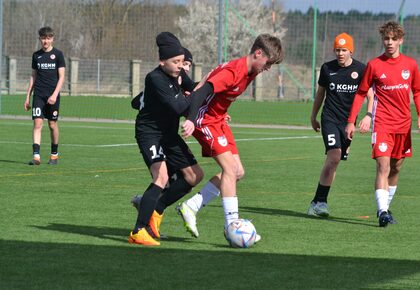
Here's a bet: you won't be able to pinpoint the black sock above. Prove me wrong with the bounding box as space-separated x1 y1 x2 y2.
133 183 163 233
313 183 330 203
33 144 40 155
155 177 192 214
51 143 59 155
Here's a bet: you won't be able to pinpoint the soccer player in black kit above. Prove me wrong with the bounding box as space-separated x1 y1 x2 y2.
24 26 66 165
128 32 204 246
308 33 373 217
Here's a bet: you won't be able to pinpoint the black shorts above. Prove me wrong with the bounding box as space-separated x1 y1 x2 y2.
321 120 351 160
136 133 197 174
32 95 60 120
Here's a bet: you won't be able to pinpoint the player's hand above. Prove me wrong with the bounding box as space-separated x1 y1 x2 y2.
184 91 191 96
225 114 231 123
182 120 195 138
24 100 31 111
47 96 57 105
417 119 420 132
358 116 371 134
310 118 320 132
345 123 355 140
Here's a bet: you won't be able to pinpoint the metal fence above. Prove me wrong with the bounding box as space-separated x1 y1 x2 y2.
1 0 419 104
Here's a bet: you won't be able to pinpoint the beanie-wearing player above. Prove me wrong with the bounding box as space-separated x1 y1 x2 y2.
346 21 420 227
128 32 204 246
307 33 373 217
24 27 65 165
181 34 284 242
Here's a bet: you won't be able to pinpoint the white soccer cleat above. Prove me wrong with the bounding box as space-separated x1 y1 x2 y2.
176 202 199 238
255 234 261 243
307 201 330 217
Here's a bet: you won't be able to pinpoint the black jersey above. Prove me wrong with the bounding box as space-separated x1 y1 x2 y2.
136 66 195 136
319 59 366 124
32 47 66 97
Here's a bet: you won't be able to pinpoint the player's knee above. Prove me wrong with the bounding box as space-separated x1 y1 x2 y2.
48 121 58 130
153 172 169 188
236 168 245 181
183 166 204 186
33 121 43 131
223 164 239 180
376 163 390 176
390 166 400 176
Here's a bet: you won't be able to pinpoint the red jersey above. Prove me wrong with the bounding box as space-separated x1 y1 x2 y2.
348 53 420 133
196 57 256 127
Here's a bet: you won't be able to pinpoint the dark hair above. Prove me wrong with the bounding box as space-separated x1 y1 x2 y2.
38 26 55 37
250 34 284 64
379 21 405 39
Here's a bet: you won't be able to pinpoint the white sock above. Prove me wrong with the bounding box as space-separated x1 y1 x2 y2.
185 181 220 214
388 185 397 207
375 189 389 213
222 196 239 228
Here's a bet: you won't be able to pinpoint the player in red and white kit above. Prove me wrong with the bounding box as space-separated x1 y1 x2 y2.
345 21 420 227
180 34 284 242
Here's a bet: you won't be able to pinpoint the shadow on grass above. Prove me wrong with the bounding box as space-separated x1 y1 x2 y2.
0 159 28 164
1 238 420 290
31 223 192 244
239 205 378 227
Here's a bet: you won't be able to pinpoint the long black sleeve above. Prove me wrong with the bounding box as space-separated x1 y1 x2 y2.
186 82 214 123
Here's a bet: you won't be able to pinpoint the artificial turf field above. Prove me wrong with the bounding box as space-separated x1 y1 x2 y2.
1 117 420 289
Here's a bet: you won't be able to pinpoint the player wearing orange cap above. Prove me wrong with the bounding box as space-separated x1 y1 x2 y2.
308 32 374 217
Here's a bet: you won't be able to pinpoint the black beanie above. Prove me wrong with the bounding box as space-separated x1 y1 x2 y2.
156 32 184 60
183 47 193 63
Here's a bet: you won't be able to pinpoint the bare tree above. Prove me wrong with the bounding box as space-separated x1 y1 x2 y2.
178 0 286 66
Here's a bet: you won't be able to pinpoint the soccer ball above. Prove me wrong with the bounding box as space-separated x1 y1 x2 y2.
225 219 257 248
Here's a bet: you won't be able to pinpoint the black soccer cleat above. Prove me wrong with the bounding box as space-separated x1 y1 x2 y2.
388 210 397 224
378 211 391 227
377 210 397 225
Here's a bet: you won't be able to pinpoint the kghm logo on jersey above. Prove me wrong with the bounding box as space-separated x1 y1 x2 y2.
40 63 57 69
329 82 358 92
401 70 410 80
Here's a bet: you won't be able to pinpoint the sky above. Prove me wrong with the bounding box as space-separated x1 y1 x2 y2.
279 0 419 16
175 0 419 16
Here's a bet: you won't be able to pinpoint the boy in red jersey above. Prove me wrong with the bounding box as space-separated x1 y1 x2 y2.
345 21 420 227
181 34 284 242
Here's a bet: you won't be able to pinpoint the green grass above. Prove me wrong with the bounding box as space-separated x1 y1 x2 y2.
1 94 313 126
1 119 420 289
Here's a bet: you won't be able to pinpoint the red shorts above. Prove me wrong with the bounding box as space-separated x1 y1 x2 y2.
371 131 412 159
193 122 238 157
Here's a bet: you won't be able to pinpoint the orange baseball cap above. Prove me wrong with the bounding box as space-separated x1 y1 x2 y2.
334 33 354 53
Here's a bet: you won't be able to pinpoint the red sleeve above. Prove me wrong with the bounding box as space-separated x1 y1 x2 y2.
348 62 374 123
207 68 236 93
411 64 420 116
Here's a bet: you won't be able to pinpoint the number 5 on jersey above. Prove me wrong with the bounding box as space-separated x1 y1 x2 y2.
328 134 336 146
